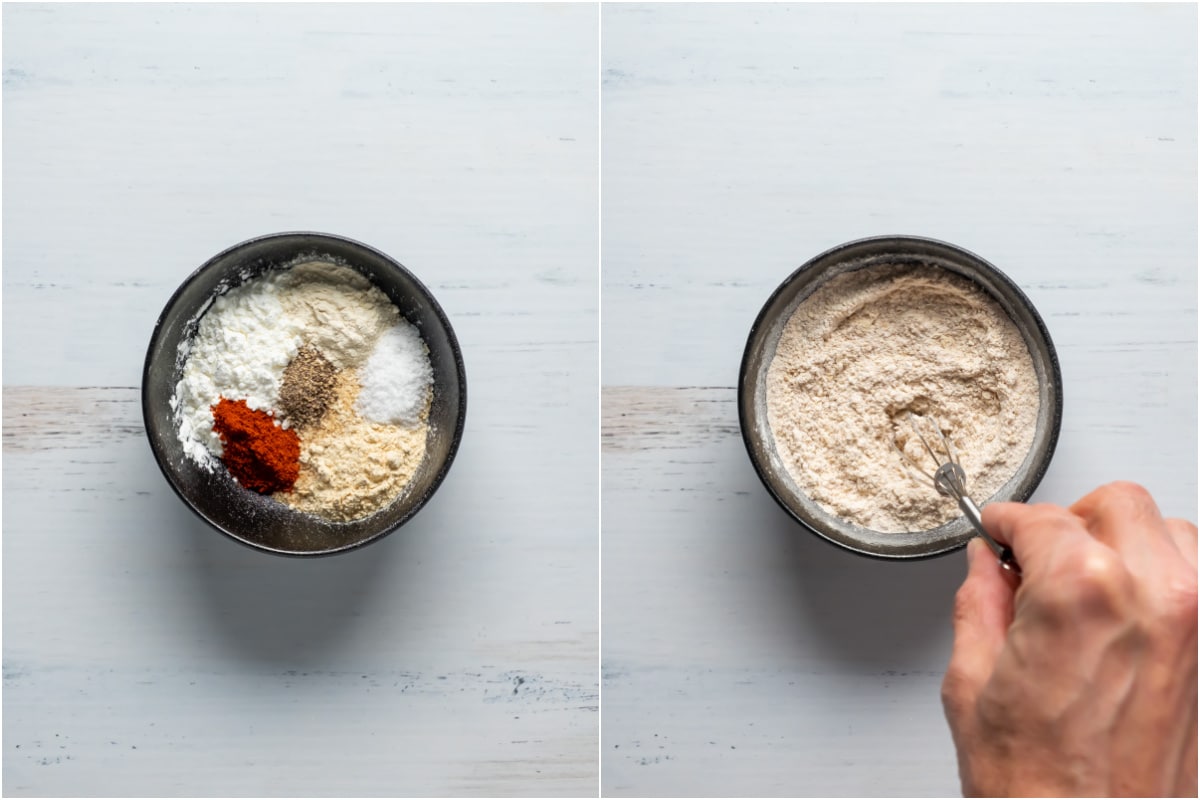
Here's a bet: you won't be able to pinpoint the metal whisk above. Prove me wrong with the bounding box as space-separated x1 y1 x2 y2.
895 412 1021 575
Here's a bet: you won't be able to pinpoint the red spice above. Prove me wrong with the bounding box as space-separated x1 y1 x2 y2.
211 397 300 494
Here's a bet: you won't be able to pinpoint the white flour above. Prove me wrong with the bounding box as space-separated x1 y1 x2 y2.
765 264 1039 533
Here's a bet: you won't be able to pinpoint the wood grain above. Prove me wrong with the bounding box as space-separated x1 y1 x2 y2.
602 386 966 797
602 386 737 453
3 387 141 453
7 2 1198 797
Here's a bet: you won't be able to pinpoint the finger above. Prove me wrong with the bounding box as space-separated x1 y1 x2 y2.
1165 518 1198 571
981 501 1092 579
943 538 1016 716
1174 705 1198 797
1070 481 1174 566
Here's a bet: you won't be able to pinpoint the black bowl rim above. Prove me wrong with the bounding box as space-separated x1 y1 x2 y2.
737 234 1064 562
141 230 468 557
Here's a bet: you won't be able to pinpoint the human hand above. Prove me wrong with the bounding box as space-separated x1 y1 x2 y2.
941 481 1197 797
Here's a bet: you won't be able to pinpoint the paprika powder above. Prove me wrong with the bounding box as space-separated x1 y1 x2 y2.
211 397 301 494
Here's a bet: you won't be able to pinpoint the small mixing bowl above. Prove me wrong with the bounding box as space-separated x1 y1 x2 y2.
142 232 467 556
738 235 1062 560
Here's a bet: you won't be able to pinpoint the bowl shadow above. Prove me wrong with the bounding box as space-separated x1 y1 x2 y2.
172 495 401 668
749 481 964 668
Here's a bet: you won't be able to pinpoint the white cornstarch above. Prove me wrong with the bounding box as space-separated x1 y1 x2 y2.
173 273 295 467
766 264 1039 533
171 258 434 522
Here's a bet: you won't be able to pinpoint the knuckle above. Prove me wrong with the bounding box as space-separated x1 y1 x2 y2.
1100 480 1159 515
1167 517 1199 538
1106 479 1153 500
952 583 979 625
1025 506 1082 533
1160 576 1198 630
974 685 1008 730
938 674 955 708
940 665 974 714
1071 549 1135 612
1039 548 1134 617
1023 504 1079 531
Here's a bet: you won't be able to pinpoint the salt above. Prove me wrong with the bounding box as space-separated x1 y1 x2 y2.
355 321 434 426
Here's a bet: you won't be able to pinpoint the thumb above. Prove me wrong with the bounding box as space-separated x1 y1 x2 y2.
943 538 1016 717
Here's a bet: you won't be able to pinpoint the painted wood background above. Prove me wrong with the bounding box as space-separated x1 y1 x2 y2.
3 4 598 797
601 3 1196 797
6 3 1197 798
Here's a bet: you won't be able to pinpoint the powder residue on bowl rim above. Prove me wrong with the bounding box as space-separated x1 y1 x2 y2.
765 263 1040 533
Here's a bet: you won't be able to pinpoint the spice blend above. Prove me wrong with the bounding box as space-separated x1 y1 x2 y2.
765 264 1039 533
172 260 434 522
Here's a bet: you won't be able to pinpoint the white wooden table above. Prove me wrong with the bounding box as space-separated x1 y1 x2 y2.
601 4 1196 797
3 5 598 796
7 3 1197 798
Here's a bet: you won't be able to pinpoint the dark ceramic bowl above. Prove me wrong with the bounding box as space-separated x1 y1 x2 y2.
738 235 1062 560
142 232 467 556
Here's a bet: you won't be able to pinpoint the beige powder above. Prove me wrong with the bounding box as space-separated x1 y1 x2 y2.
766 264 1039 533
279 370 430 522
276 261 399 370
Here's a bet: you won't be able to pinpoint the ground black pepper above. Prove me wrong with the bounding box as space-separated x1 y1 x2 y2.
278 345 338 429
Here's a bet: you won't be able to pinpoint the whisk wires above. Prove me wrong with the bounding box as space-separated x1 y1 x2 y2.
894 410 1021 575
895 412 967 500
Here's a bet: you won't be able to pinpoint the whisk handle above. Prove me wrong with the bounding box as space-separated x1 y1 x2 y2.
958 495 1022 577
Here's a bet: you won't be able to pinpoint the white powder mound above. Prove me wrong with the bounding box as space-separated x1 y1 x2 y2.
173 274 299 468
355 321 434 426
765 264 1039 533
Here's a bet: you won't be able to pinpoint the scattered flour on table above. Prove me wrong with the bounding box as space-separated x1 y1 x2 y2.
765 264 1039 533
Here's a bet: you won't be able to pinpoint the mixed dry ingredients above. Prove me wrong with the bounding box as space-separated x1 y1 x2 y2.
766 264 1039 533
171 260 433 522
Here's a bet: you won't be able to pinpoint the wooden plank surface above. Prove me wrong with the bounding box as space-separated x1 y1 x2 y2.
600 4 1196 797
6 2 1198 798
3 5 598 797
